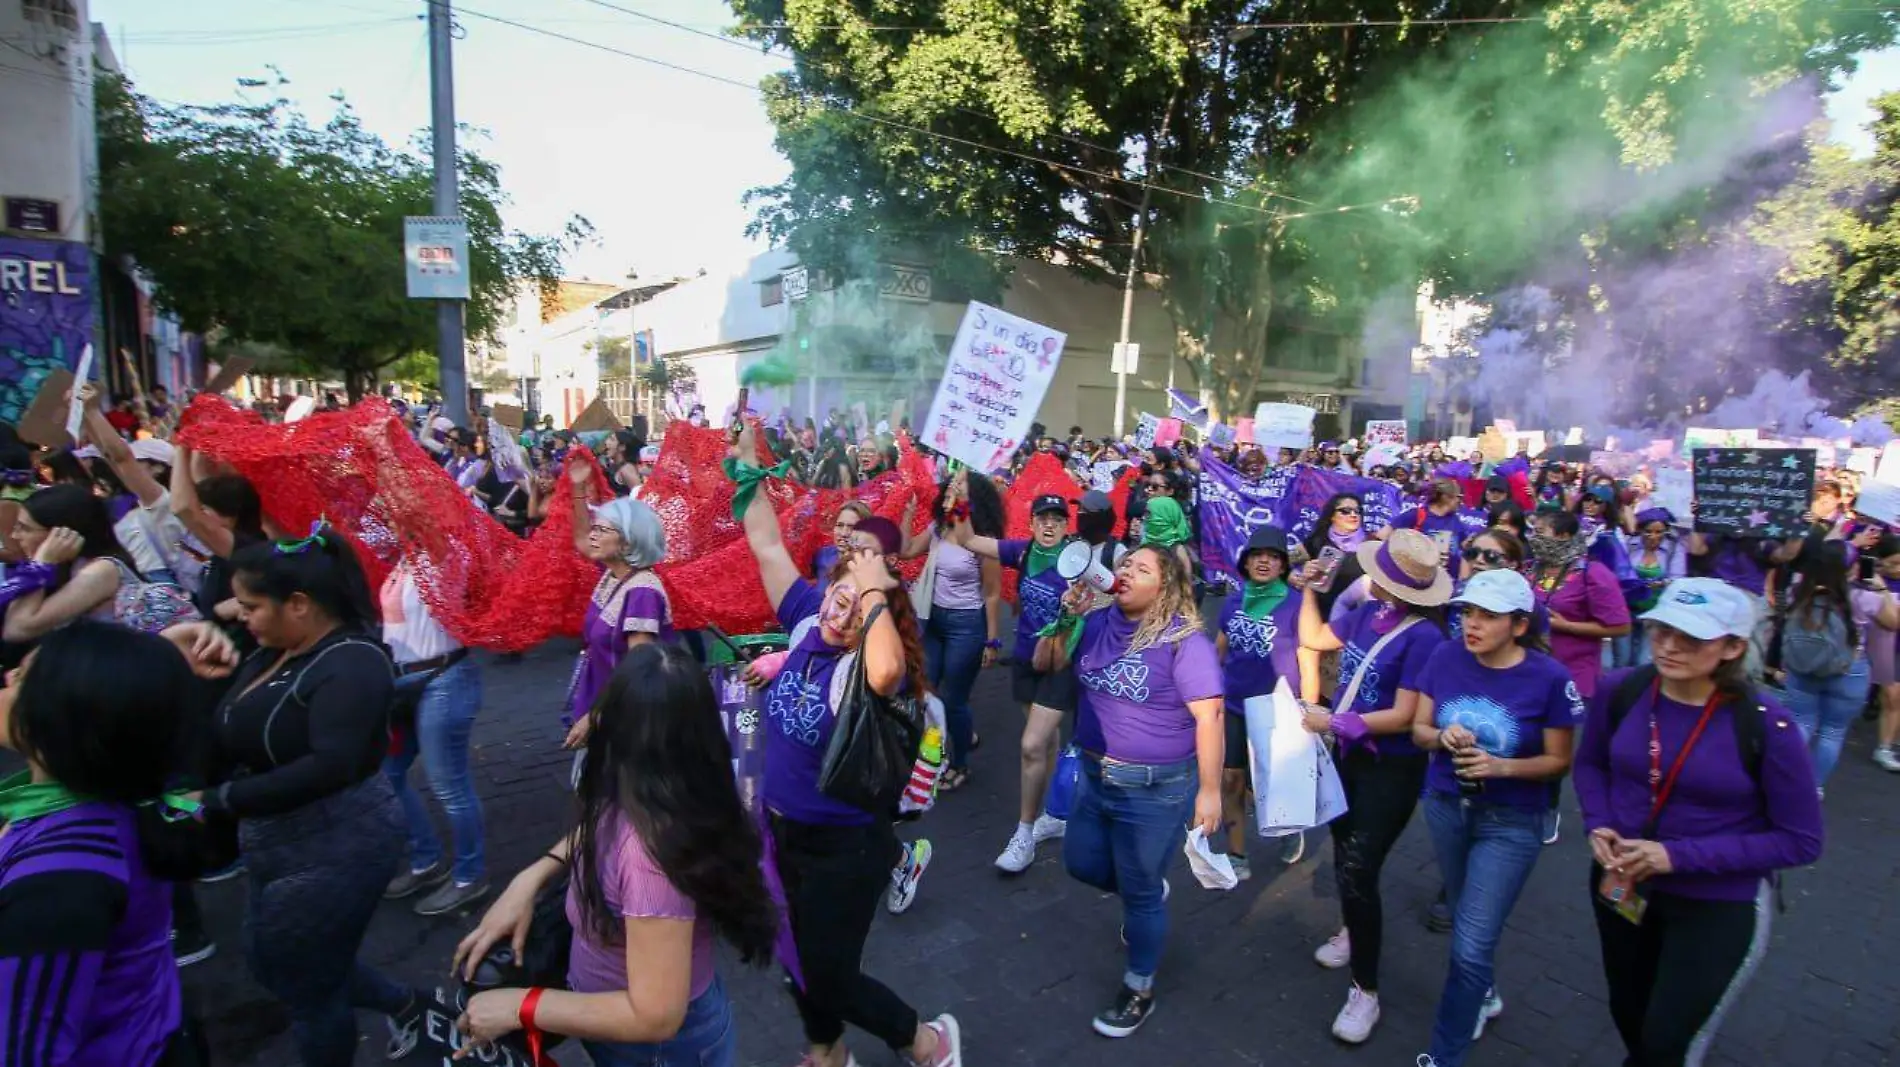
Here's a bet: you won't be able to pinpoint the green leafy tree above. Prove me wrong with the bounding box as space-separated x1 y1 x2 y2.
97 73 591 400
735 0 1895 422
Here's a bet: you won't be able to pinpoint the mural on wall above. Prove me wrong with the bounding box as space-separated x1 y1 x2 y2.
0 237 91 426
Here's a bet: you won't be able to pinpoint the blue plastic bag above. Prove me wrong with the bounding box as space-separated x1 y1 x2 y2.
1044 744 1082 820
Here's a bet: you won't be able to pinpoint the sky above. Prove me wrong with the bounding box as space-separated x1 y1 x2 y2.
91 2 1900 286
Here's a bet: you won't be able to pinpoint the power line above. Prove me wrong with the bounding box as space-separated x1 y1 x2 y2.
122 17 413 43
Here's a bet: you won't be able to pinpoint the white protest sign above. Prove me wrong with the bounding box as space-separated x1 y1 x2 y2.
1847 447 1880 477
1652 467 1694 522
1857 480 1900 527
1361 443 1406 470
1364 419 1407 448
1446 436 1479 456
1493 418 1518 436
1878 441 1900 486
919 301 1067 471
1252 402 1315 452
1134 412 1160 450
64 344 92 442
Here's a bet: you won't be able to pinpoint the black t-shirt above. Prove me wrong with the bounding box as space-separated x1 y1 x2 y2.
203 630 393 819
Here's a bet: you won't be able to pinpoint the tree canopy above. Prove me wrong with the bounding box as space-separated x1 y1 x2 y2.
97 73 590 398
734 0 1897 424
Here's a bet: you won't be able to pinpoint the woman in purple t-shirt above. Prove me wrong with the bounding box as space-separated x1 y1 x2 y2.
1214 525 1301 878
561 459 673 753
453 644 778 1067
1295 528 1451 1046
1037 544 1223 1040
1410 570 1583 1067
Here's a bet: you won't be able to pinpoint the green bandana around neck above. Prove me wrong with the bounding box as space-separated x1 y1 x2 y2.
1241 578 1290 620
1142 497 1191 549
1024 539 1065 579
0 770 204 826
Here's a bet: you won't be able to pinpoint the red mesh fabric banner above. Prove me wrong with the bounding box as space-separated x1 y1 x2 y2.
174 396 602 653
649 423 939 634
996 453 1137 603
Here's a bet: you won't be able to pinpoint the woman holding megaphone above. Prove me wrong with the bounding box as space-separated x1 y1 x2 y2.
944 477 1122 876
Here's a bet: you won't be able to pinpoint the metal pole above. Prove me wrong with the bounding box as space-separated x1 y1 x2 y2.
428 0 469 426
1113 98 1174 440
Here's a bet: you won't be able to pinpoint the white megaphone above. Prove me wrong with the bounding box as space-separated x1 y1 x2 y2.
1057 540 1125 594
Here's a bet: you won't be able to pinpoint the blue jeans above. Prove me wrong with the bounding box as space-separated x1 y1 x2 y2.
1609 623 1650 669
1423 794 1545 1067
383 656 487 883
1784 657 1868 788
582 976 735 1067
923 606 986 771
1062 755 1196 989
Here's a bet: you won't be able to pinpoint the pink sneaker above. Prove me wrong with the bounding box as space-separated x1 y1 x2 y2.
909 1014 962 1067
1313 927 1351 969
1331 985 1380 1044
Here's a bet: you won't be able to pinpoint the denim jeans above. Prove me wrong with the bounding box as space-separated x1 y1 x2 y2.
923 606 986 771
384 656 487 883
1422 794 1546 1066
239 777 412 1067
582 976 735 1067
1784 657 1868 788
1062 755 1197 989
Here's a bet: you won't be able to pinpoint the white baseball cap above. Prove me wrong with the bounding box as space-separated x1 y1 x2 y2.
1452 569 1535 615
1639 578 1757 641
129 438 176 466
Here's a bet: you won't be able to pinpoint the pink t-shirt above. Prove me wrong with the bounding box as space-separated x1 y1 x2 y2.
1852 586 1897 686
1533 561 1631 700
564 816 715 999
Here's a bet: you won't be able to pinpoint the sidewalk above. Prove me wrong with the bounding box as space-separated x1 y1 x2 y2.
189 643 1900 1066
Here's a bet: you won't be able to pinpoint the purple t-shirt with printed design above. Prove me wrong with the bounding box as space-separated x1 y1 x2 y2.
761 579 875 825
1216 591 1302 705
1332 600 1447 757
1072 608 1223 764
999 538 1069 663
1418 643 1585 808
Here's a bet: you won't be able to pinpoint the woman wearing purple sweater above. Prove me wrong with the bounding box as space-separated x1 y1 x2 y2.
1574 578 1824 1067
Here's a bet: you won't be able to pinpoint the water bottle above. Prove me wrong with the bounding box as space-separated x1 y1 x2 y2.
1458 745 1486 797
901 727 945 813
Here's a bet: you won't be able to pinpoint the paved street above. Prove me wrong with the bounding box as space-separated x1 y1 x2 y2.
189 642 1900 1067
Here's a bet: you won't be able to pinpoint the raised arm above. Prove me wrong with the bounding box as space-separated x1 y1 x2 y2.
1297 579 1343 652
731 421 801 611
77 384 165 506
168 444 236 558
566 457 595 557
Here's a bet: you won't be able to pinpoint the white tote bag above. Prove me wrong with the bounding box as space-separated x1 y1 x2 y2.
1247 679 1319 837
911 536 941 621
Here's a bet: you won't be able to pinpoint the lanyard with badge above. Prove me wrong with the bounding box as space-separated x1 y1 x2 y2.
1597 681 1720 925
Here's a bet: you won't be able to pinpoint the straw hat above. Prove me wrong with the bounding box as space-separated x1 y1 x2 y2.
1354 529 1453 606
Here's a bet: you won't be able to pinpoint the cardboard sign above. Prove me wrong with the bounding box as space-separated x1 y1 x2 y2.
1856 479 1900 527
1134 412 1160 450
918 301 1067 471
491 403 524 431
1154 417 1183 448
1478 428 1509 462
1235 417 1256 445
201 355 256 396
1252 402 1315 452
1691 448 1816 540
16 368 75 448
1493 419 1518 436
1363 419 1408 448
570 397 622 433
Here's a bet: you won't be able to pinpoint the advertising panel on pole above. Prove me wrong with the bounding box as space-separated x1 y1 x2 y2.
919 301 1067 471
404 216 471 300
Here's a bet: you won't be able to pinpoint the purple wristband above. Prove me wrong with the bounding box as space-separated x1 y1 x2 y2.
4 561 58 592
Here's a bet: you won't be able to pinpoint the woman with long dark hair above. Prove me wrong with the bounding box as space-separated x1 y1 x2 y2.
1410 570 1582 1066
452 644 778 1066
1037 544 1224 1038
904 470 1005 792
729 420 963 1067
1620 508 1689 668
4 483 141 642
1303 493 1370 621
0 620 236 1067
1575 578 1822 1065
198 527 427 1065
1779 543 1869 791
1296 529 1451 1045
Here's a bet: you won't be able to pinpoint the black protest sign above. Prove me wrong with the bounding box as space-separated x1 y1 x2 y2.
1691 448 1816 540
393 986 542 1067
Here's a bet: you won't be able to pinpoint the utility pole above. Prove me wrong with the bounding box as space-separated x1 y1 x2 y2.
1113 96 1175 440
428 0 469 425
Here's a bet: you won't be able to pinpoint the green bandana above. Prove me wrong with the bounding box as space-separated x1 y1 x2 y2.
0 770 203 825
1024 540 1065 579
1142 497 1191 549
721 457 794 524
1241 578 1290 620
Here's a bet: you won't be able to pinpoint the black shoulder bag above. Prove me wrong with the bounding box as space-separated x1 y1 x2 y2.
818 604 926 816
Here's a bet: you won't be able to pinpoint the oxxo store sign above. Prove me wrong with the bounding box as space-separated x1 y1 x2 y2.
1281 392 1340 415
879 264 932 303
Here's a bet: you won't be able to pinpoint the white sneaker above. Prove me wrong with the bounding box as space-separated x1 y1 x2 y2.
1417 1057 1442 1067
887 839 932 914
1330 985 1380 1043
993 828 1036 874
1541 809 1561 846
1313 928 1351 969
1031 813 1067 842
1874 746 1900 773
1473 989 1504 1040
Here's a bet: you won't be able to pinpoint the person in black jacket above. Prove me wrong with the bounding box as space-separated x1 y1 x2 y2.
198 525 427 1066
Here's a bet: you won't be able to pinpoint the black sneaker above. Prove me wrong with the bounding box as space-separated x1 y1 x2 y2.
385 862 451 900
1424 892 1453 934
1091 985 1155 1038
385 990 428 1059
170 927 216 967
414 879 491 917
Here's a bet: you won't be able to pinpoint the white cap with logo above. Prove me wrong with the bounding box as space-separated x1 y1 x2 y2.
1639 578 1757 641
1451 568 1535 616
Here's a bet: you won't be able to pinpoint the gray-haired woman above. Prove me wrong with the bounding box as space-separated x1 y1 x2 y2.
562 457 673 751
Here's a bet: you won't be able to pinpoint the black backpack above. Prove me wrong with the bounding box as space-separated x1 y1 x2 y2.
1604 665 1767 785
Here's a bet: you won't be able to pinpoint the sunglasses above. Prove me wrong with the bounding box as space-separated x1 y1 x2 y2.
1461 546 1508 567
1334 506 1360 516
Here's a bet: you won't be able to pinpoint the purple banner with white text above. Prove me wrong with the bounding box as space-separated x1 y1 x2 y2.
0 236 92 427
1195 456 1403 585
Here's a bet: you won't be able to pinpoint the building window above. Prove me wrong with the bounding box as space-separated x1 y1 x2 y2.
23 0 80 32
760 277 783 307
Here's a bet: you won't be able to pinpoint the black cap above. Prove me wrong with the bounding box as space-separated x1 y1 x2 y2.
1239 525 1294 568
1079 490 1113 513
1031 494 1071 517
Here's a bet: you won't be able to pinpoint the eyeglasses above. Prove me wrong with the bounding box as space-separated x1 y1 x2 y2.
1334 507 1360 517
1461 546 1508 566
587 523 620 538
